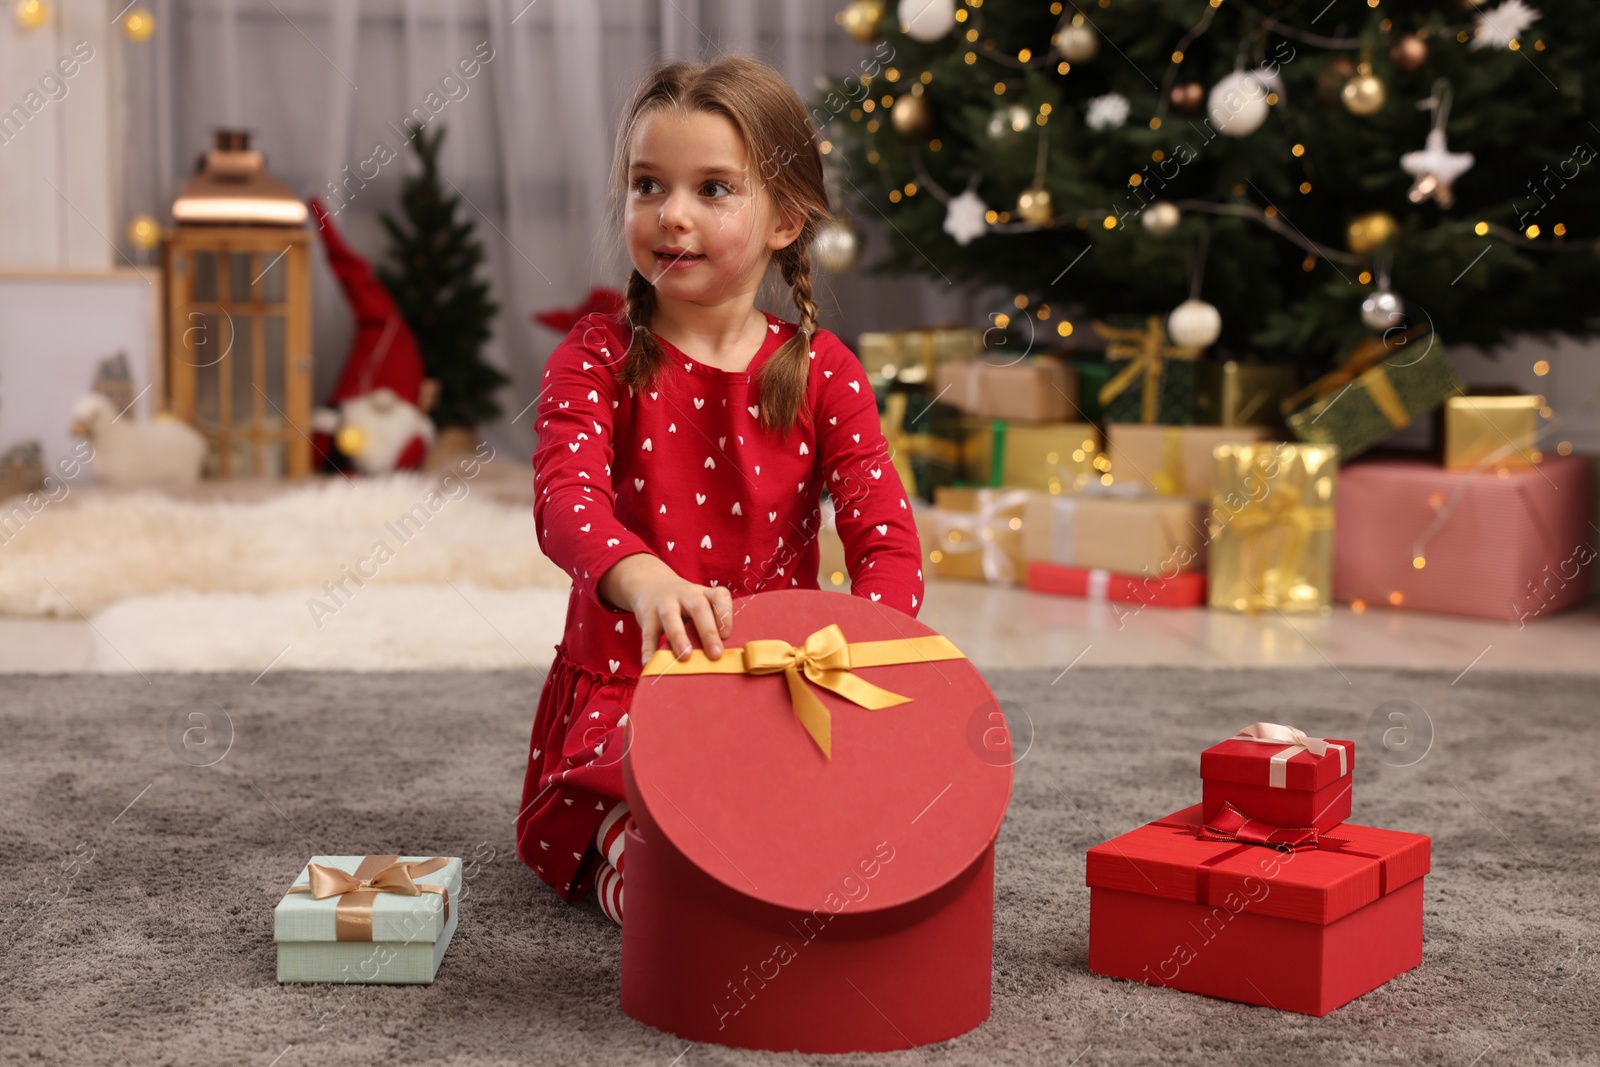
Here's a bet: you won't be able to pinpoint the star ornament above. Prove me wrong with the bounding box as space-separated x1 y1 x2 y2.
1401 128 1475 209
1470 0 1540 51
943 188 990 247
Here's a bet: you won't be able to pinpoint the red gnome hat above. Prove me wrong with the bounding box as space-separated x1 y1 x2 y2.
309 197 429 470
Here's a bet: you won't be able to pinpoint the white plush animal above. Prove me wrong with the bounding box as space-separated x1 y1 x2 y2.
68 393 207 486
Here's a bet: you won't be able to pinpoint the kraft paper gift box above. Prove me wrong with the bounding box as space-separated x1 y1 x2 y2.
926 486 1030 584
1107 424 1270 500
933 357 1077 424
960 418 1101 493
1201 722 1355 834
622 589 1013 1052
274 855 461 984
1087 805 1429 1017
1442 394 1541 471
1025 561 1207 608
1021 491 1207 576
1333 453 1593 623
1283 329 1463 462
1208 442 1338 615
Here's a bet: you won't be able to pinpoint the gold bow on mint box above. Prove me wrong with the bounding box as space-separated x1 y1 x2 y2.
1094 316 1201 424
641 623 966 758
1280 326 1429 429
287 855 451 942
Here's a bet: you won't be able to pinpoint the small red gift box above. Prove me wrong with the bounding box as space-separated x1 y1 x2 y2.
1025 561 1207 607
1087 804 1429 1016
1201 722 1354 833
621 590 1013 1053
1334 454 1593 622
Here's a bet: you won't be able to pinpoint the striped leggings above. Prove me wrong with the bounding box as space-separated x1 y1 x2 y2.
593 801 629 925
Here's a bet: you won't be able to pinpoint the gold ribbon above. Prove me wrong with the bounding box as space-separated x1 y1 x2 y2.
1226 451 1334 615
1280 326 1428 426
1093 316 1201 424
287 855 452 942
640 623 966 758
881 391 961 497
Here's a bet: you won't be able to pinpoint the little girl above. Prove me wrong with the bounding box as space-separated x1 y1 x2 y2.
517 56 924 925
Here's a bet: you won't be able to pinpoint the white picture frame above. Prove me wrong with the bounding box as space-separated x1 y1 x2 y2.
0 268 163 485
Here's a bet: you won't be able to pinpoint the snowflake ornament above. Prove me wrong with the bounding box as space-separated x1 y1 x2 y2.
1401 128 1475 209
943 188 990 246
1086 92 1130 131
1470 0 1540 50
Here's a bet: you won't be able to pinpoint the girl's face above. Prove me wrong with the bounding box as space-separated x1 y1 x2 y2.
624 108 801 308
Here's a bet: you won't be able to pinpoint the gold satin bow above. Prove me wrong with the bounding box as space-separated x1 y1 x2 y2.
641 623 966 758
1093 316 1201 424
287 855 451 942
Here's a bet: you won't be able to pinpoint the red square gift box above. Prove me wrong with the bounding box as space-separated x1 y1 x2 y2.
1025 561 1207 608
1334 454 1593 622
1087 804 1430 1016
620 589 1014 1053
1201 722 1354 834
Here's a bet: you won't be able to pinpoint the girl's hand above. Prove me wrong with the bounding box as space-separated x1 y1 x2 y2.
633 573 734 666
599 553 734 665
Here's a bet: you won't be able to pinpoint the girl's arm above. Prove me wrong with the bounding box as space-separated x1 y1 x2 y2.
531 324 655 615
812 336 925 617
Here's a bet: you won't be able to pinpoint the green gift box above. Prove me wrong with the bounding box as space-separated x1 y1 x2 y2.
880 391 964 502
1071 359 1113 425
1284 330 1462 462
1094 317 1201 426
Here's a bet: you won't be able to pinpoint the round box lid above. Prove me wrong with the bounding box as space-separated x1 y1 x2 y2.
625 590 1013 914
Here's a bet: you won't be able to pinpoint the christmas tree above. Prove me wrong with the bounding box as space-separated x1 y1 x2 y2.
378 125 506 428
822 0 1600 370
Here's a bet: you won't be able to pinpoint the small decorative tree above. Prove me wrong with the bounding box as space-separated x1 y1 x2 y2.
378 125 507 429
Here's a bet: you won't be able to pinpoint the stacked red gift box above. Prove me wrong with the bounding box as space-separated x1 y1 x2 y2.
1086 722 1430 1016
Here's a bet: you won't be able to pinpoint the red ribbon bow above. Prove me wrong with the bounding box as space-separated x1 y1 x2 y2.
1198 801 1321 852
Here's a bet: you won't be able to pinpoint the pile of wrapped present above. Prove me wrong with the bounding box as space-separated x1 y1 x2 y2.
830 319 1591 622
1087 722 1429 1016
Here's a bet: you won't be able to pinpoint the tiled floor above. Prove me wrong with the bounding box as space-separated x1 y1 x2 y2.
3 579 1594 675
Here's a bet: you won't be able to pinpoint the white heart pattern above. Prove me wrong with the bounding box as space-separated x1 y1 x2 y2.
642 438 653 451
875 524 888 535
609 659 621 672
731 502 742 515
606 538 619 547
852 434 860 442
701 535 712 548
768 511 777 522
704 457 716 469
667 541 675 550
615 620 625 633
799 443 809 455
568 442 580 452
696 493 706 504
580 523 591 532
634 478 645 490
694 397 705 409
870 592 881 601
848 381 860 392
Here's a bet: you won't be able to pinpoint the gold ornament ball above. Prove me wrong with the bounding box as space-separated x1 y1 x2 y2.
1142 201 1181 236
1341 69 1387 116
335 424 368 458
1017 183 1054 225
1347 211 1399 254
812 218 862 273
1054 24 1099 63
891 86 935 141
1389 34 1429 72
127 215 162 250
839 0 883 44
121 7 156 40
14 0 48 29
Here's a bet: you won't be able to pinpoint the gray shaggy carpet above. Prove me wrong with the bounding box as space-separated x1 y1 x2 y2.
1 667 1595 1066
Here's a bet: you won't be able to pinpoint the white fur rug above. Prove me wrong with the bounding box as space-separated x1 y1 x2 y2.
1 475 570 617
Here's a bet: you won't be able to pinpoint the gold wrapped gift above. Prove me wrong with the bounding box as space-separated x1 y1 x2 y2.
960 418 1101 493
1207 443 1338 615
1443 395 1540 471
1197 361 1298 430
1107 424 1270 500
925 486 1030 584
1022 491 1207 576
858 327 981 386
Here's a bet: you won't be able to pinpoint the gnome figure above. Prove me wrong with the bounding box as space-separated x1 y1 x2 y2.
308 197 437 476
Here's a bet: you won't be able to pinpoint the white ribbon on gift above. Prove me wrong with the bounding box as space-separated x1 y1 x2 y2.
1230 721 1348 789
931 487 1033 583
1086 567 1111 602
1049 496 1079 565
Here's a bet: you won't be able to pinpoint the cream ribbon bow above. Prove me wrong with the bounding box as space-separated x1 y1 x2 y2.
1231 721 1347 788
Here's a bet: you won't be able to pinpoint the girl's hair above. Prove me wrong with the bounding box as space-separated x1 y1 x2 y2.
610 55 830 433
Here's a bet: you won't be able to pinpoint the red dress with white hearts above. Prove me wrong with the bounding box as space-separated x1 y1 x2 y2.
516 310 924 902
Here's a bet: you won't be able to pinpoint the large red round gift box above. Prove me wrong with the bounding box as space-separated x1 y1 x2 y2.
620 589 1014 1052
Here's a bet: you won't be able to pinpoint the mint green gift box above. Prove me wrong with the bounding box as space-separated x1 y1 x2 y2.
274 854 461 984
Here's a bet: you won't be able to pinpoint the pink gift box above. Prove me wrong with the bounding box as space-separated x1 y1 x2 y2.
1334 455 1593 623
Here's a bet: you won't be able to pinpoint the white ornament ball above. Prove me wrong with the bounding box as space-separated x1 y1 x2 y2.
812 218 862 273
899 0 955 41
986 104 1031 139
1054 24 1099 62
1142 201 1181 236
1360 289 1405 331
1168 299 1223 348
1207 71 1270 138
